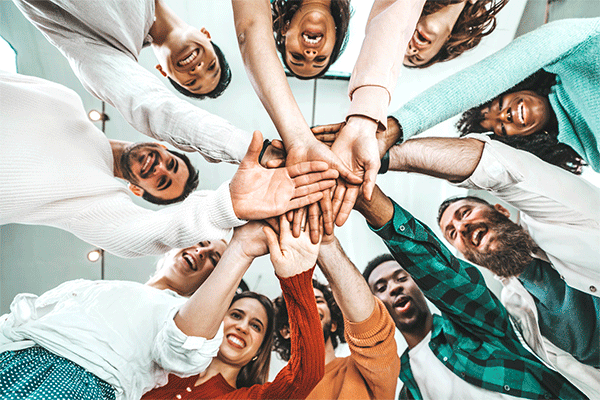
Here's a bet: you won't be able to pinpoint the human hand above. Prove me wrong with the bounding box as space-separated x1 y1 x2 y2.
311 122 345 148
231 220 270 259
285 138 361 238
329 115 380 226
231 131 339 220
264 214 321 278
260 139 286 168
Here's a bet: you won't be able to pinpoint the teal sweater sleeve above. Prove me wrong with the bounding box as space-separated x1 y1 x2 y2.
390 18 600 141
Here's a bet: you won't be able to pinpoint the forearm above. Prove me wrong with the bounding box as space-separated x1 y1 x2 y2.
174 239 252 337
347 0 425 129
233 0 312 148
354 185 394 229
388 137 484 182
317 238 375 322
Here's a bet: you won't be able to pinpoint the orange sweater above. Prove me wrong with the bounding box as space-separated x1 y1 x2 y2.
142 268 324 400
307 298 400 400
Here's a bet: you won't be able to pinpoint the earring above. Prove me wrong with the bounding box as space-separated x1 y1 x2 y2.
252 356 258 362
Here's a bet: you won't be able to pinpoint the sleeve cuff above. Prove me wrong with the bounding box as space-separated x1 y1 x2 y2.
209 180 247 230
347 86 391 131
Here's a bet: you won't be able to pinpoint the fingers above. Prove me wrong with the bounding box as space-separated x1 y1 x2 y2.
287 160 332 178
361 160 379 201
311 122 344 135
331 179 347 220
308 202 321 244
264 217 280 235
266 159 285 168
319 189 334 236
335 184 359 227
292 180 336 199
314 133 337 146
287 192 325 213
263 225 280 257
292 207 306 238
329 156 362 185
240 130 264 166
292 168 339 187
271 139 285 150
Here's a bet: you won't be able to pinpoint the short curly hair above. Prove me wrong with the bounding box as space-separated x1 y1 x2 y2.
273 278 345 362
409 0 508 68
272 0 351 79
167 42 231 99
456 70 586 175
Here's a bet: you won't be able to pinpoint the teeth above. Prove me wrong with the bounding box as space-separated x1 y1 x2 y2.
228 335 245 347
302 33 322 45
142 155 151 175
518 102 524 124
178 49 198 67
183 253 196 270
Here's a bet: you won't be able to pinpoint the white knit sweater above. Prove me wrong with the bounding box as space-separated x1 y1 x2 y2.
0 72 245 257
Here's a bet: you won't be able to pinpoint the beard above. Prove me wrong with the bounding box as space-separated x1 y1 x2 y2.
395 306 430 334
462 208 539 278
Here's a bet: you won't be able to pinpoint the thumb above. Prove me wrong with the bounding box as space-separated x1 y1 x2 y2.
263 225 281 259
361 161 379 201
241 130 264 167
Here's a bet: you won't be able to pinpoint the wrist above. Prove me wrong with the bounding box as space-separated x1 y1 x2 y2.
345 115 378 137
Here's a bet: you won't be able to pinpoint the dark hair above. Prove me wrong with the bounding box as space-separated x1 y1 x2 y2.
167 42 232 99
456 70 586 174
273 278 345 362
272 0 351 79
141 149 200 205
409 0 508 68
362 253 396 283
437 195 491 225
230 291 275 388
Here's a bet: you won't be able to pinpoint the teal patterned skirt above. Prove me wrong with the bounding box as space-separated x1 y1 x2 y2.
0 346 115 400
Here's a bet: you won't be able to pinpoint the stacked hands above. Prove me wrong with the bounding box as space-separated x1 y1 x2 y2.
238 117 402 243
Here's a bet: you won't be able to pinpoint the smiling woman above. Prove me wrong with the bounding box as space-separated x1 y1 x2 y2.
272 0 351 79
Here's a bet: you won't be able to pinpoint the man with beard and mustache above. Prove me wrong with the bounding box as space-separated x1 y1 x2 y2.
354 185 587 400
1 72 338 259
273 234 400 400
376 133 600 396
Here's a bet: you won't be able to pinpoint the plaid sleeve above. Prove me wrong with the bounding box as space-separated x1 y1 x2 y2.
370 200 514 340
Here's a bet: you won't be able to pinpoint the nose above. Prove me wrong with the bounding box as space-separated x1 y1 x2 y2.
389 281 403 297
235 319 249 334
406 42 418 56
499 108 511 123
303 48 317 60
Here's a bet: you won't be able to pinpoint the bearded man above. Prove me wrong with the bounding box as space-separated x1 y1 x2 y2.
373 133 599 397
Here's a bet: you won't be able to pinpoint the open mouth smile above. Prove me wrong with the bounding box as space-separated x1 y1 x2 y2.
302 31 323 46
394 296 412 314
140 152 158 178
182 252 197 271
470 226 488 247
178 48 199 68
227 334 246 349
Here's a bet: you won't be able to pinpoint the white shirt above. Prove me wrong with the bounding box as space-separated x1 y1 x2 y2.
0 72 245 258
456 134 600 396
12 0 251 164
0 279 224 400
409 332 514 400
457 134 600 297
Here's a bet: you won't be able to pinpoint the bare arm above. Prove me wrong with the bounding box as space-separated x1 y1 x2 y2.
174 221 268 337
232 0 311 148
317 236 375 323
388 137 484 182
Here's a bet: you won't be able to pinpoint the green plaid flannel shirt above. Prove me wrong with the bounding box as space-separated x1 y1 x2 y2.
371 201 587 400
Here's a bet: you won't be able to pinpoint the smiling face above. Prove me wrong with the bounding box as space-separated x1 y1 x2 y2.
120 143 190 201
219 297 269 368
403 1 466 67
367 260 430 333
161 240 226 296
314 288 337 342
480 90 552 137
283 3 336 78
156 27 220 94
438 199 538 277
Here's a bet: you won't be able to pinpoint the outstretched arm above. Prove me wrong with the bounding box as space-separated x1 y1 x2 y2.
174 221 269 338
387 136 484 182
328 0 425 224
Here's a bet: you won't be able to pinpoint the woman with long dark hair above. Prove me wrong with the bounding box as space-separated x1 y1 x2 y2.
143 215 325 400
384 18 600 172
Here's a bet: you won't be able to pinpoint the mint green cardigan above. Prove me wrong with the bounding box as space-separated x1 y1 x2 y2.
391 18 600 171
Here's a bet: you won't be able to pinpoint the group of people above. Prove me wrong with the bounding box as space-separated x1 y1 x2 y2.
0 0 598 399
